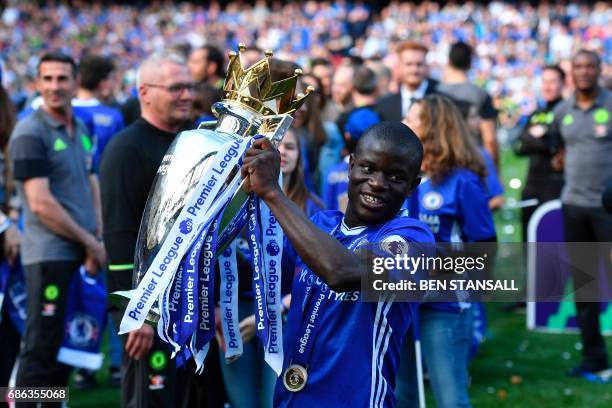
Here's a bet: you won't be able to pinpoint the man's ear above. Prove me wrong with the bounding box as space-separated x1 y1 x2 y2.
138 84 147 103
348 153 355 172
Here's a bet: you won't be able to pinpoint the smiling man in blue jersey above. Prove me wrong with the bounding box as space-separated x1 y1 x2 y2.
241 121 434 407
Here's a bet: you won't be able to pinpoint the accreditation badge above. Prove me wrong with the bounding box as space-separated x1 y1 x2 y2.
528 125 546 138
283 364 308 392
594 124 608 138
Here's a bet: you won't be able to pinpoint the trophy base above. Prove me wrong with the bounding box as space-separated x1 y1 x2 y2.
109 290 160 326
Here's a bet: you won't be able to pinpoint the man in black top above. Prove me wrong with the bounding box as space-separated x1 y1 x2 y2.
100 51 195 407
513 65 565 240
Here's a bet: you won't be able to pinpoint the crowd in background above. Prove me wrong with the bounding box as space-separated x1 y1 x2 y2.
1 0 611 131
0 1 611 407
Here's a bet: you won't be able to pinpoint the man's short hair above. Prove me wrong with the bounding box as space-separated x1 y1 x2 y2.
572 49 601 66
38 51 77 78
353 66 378 95
79 55 115 91
357 121 423 179
311 57 332 69
449 41 472 71
203 44 225 77
542 64 566 83
137 51 186 89
396 40 428 55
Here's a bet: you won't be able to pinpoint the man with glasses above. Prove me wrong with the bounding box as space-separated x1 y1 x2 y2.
100 51 194 407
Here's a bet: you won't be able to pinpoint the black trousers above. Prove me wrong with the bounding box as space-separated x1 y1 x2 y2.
110 309 227 408
110 310 180 408
15 260 81 407
562 204 612 372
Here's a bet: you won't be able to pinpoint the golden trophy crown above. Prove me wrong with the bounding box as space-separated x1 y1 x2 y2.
222 44 313 116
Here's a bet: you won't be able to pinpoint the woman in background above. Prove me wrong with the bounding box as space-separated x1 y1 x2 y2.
397 95 496 408
300 73 344 192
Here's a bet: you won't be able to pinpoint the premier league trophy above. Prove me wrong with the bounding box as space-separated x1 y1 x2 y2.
111 45 312 372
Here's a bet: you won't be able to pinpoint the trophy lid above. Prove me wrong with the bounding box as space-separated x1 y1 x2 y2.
221 44 314 116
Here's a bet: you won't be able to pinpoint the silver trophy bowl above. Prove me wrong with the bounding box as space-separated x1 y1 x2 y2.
109 101 292 323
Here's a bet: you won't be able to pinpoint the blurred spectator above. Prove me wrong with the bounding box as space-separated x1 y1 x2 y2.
291 68 328 191
452 99 505 210
309 57 337 122
188 44 226 89
192 82 223 125
375 41 438 121
330 63 355 119
100 51 199 407
336 65 380 138
278 127 324 216
439 41 499 165
300 73 344 191
9 51 106 392
549 49 612 380
513 65 565 239
365 58 392 98
73 55 125 173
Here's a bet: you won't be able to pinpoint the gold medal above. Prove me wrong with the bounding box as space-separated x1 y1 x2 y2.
283 364 308 392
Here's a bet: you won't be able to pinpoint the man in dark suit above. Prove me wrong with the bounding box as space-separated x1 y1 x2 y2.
375 41 437 121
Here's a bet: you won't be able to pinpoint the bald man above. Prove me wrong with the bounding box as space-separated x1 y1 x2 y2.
100 51 195 407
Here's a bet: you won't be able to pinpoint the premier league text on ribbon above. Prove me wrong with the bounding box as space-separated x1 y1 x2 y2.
198 232 214 331
187 141 242 217
121 139 245 333
264 212 281 355
221 257 239 349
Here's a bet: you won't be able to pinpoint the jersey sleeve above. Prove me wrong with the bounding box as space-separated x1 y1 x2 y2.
457 175 496 241
9 133 49 181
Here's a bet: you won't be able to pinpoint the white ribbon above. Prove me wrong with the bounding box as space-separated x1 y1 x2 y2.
119 138 250 334
260 201 284 375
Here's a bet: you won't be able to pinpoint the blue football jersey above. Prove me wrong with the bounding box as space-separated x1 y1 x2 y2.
416 168 496 243
415 169 496 313
275 210 434 408
321 158 349 212
72 99 125 172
